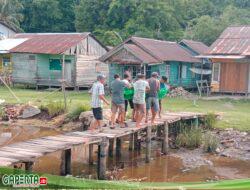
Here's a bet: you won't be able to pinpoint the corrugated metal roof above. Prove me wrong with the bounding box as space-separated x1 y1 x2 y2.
180 39 209 54
0 38 27 53
208 26 250 56
124 44 158 63
10 33 89 54
131 37 201 63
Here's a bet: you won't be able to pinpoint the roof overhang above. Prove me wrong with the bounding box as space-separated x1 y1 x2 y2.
195 55 246 59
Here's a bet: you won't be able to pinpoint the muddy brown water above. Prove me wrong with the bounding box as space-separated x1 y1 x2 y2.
0 126 249 182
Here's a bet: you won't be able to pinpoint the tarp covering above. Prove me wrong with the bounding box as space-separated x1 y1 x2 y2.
189 68 211 75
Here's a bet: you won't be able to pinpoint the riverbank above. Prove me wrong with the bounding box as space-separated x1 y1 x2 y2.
1 86 250 131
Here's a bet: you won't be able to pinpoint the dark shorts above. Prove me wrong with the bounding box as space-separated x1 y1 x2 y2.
125 99 134 112
134 103 145 114
92 107 103 120
146 97 159 111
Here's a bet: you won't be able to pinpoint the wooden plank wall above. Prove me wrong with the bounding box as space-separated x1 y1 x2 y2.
220 62 248 93
76 55 108 87
12 53 37 84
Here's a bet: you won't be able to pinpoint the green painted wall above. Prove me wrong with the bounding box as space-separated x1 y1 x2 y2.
167 61 200 88
36 54 75 81
12 53 75 86
108 61 200 88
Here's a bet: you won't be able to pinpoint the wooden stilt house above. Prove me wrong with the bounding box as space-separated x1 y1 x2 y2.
10 33 108 88
100 37 203 88
202 26 250 94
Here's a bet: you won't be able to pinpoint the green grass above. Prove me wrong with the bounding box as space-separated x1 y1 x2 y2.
0 86 250 131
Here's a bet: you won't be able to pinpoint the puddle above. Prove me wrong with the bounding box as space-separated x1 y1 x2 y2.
0 126 249 182
0 125 60 147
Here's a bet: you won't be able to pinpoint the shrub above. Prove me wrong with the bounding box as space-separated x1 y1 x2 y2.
176 127 203 149
203 132 219 153
0 106 5 119
39 101 66 117
203 112 217 129
67 104 91 121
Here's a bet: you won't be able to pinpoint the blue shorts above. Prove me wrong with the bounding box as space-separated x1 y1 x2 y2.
146 97 159 111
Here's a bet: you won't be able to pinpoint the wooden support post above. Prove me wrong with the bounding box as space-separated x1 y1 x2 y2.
146 125 152 163
89 144 94 165
108 139 114 157
156 125 161 138
24 162 34 172
60 149 71 176
134 132 138 151
116 138 122 157
194 117 199 129
129 134 134 151
162 122 169 154
97 137 108 180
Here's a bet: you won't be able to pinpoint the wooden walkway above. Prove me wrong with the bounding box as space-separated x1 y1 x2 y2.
0 111 205 179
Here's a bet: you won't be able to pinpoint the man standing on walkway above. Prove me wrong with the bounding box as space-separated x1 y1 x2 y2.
123 73 135 121
146 72 160 125
133 73 150 128
89 74 109 132
110 74 130 129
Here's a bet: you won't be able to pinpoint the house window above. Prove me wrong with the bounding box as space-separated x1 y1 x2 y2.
28 55 36 60
49 59 62 70
146 65 152 78
182 65 187 79
65 59 71 63
178 64 187 79
191 64 196 78
212 63 220 82
166 64 170 79
124 65 141 79
2 57 11 67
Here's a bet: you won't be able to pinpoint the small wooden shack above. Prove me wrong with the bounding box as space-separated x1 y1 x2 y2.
100 37 203 88
10 33 108 88
204 26 250 94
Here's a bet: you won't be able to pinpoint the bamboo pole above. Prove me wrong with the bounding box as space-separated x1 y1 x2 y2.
62 54 67 109
0 76 20 102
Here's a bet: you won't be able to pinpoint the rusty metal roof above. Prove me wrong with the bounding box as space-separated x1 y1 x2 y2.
124 44 158 63
180 39 209 55
10 33 89 54
131 37 201 63
208 26 250 56
100 36 202 64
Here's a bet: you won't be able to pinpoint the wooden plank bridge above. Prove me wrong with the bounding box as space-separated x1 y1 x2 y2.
0 112 206 179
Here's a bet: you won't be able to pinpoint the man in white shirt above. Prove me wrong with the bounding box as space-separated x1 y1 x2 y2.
89 74 109 131
133 73 150 128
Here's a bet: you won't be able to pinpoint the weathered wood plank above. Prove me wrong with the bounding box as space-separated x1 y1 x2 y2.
0 147 43 157
0 151 35 162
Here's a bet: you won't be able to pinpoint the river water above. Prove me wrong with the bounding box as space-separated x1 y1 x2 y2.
0 126 249 182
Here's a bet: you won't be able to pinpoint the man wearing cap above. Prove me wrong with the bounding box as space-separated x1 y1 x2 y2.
89 74 109 132
146 72 160 125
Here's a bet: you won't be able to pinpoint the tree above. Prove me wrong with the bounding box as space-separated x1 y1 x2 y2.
184 15 222 45
20 0 62 32
75 0 111 32
0 0 23 32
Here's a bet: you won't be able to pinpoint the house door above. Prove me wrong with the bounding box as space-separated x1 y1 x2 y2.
64 63 71 83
